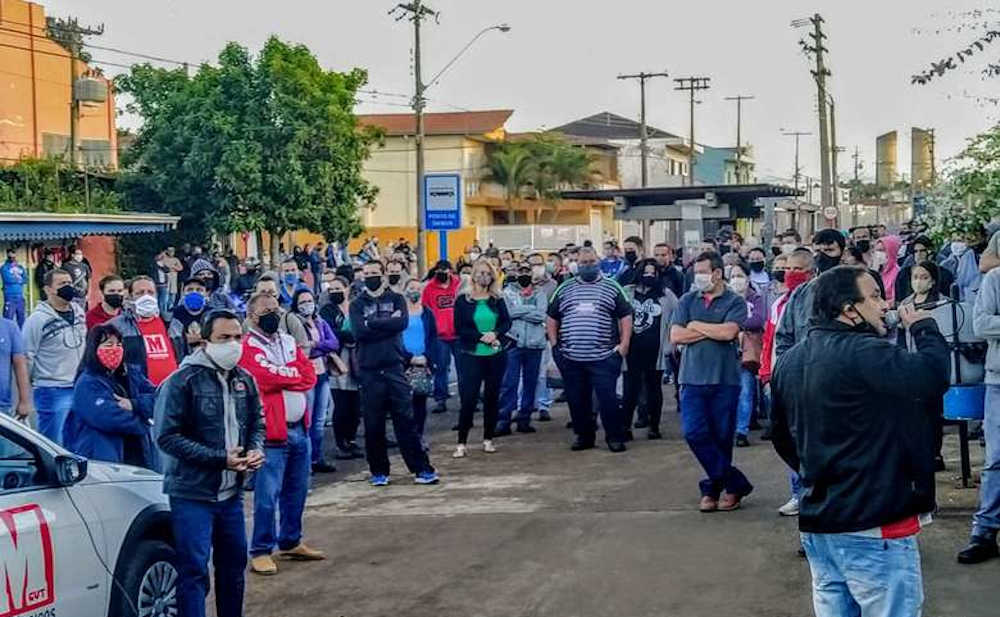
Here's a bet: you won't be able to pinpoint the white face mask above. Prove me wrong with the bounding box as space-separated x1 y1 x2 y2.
912 278 933 294
951 241 968 256
297 301 315 317
728 277 748 294
694 273 713 292
205 341 242 371
531 265 546 279
781 243 796 255
567 261 579 275
133 294 160 318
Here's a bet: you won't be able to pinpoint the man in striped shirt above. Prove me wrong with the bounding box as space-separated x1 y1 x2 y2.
547 246 633 453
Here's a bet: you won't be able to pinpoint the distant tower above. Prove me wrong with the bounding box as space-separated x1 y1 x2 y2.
911 127 936 190
876 131 898 188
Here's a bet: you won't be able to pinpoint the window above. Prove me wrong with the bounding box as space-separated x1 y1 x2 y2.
81 139 112 168
42 133 70 160
0 430 43 493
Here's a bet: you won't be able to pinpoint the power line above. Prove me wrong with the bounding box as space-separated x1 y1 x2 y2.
674 76 711 185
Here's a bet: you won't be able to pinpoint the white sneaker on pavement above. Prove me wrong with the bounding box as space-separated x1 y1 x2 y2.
483 439 497 454
452 444 467 458
778 497 800 517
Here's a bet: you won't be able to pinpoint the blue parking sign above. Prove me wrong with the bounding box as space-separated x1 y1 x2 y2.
424 173 461 230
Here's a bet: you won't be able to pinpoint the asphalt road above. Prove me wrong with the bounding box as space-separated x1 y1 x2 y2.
238 393 1000 617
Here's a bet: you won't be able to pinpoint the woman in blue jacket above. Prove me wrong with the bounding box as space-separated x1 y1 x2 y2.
64 323 160 471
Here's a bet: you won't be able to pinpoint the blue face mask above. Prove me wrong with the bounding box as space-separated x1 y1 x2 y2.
283 272 299 285
183 291 206 313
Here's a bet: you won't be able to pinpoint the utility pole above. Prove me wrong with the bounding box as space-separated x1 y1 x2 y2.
804 14 833 213
724 95 754 183
674 77 711 186
782 131 811 192
617 71 670 188
392 1 437 276
828 95 844 226
61 22 104 168
851 146 862 227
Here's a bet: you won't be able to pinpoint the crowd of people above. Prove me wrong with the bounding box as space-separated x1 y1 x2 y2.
4 219 1000 616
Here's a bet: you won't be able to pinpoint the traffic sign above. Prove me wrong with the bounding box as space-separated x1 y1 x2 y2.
424 173 462 230
823 206 839 220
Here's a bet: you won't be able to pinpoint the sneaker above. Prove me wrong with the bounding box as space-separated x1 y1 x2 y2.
958 536 1000 564
515 424 537 434
537 410 552 422
414 470 440 485
494 426 513 437
369 474 390 487
432 402 448 414
483 439 497 453
648 430 662 440
250 554 278 575
735 433 750 447
452 444 467 458
571 438 595 451
312 461 337 474
279 543 325 561
778 497 800 517
607 441 627 453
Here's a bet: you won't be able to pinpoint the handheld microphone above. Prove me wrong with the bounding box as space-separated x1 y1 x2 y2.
914 299 951 311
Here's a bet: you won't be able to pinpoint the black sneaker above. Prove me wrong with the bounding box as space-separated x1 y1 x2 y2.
958 537 1000 564
537 410 552 422
571 438 595 451
312 461 337 474
648 430 662 440
607 441 627 453
735 433 750 447
515 424 537 434
494 426 513 437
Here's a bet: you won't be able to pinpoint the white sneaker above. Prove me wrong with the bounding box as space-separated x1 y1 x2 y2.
778 497 800 517
483 439 497 454
452 444 467 459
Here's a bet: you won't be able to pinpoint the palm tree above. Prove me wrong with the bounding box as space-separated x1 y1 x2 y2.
487 143 535 221
533 139 593 222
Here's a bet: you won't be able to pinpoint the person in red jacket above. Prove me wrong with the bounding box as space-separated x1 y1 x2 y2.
421 259 462 413
239 293 322 576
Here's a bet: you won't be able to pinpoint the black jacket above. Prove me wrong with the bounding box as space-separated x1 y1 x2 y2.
770 319 950 533
349 289 408 371
154 355 265 502
453 294 512 354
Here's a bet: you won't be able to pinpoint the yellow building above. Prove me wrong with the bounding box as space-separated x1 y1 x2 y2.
357 109 617 252
0 0 117 167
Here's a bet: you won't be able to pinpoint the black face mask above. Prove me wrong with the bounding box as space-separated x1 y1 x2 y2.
364 276 383 292
329 291 345 305
771 246 782 257
435 271 450 284
624 250 638 264
104 294 123 309
640 275 658 288
388 274 401 285
258 311 280 335
855 239 871 254
517 274 532 287
749 261 765 273
56 285 76 301
816 253 841 273
773 270 786 283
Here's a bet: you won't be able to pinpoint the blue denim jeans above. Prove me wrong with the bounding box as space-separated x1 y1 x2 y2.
156 285 170 316
801 532 924 617
736 368 757 436
535 344 553 412
251 423 311 556
3 295 24 327
33 386 73 445
497 347 543 429
433 339 460 404
679 384 752 498
170 495 247 617
307 373 332 465
973 384 1000 537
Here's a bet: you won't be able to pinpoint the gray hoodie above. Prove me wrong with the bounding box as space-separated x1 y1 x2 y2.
974 268 1000 384
22 301 86 387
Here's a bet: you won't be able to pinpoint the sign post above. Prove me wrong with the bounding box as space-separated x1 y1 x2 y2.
424 173 462 262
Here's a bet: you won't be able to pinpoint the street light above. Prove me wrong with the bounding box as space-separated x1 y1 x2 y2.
413 22 511 275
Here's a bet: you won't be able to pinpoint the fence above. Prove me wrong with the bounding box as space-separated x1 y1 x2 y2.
477 225 594 250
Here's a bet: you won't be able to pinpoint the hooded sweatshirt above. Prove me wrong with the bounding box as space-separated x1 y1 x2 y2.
188 257 236 310
22 300 86 387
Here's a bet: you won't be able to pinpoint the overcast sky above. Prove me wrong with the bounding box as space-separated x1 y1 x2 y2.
44 0 1000 184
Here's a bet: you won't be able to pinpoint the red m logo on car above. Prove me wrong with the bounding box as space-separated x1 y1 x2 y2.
0 504 55 617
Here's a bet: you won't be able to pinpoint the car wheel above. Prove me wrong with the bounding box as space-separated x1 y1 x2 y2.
110 539 178 617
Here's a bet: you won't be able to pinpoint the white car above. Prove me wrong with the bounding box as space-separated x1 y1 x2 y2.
0 414 177 617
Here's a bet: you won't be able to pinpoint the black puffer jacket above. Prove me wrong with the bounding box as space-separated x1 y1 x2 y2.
770 319 950 533
154 350 265 502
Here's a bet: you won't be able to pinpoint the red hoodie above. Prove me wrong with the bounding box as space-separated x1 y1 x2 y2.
421 274 461 341
239 330 317 442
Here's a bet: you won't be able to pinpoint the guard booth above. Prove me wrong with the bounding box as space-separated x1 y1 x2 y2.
561 184 803 250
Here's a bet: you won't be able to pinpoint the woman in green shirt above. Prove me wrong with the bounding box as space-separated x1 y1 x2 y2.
452 259 512 458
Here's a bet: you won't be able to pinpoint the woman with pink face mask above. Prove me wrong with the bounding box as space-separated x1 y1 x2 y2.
63 323 159 471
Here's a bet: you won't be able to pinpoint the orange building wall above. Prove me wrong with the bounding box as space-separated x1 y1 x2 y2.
0 0 117 165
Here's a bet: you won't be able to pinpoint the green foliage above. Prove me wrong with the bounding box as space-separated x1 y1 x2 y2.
115 37 380 246
0 157 122 213
486 142 535 216
45 16 93 63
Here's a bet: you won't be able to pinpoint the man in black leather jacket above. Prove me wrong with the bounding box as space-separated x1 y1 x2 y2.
155 309 265 617
771 266 949 616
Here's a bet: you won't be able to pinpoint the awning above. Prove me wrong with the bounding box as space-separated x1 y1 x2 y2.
0 212 180 242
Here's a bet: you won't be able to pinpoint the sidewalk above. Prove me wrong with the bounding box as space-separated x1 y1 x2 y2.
241 394 1000 617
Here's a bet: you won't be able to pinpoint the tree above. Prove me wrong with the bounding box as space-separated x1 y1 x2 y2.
910 10 1000 86
46 16 94 63
0 157 121 213
116 37 380 267
486 143 535 221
